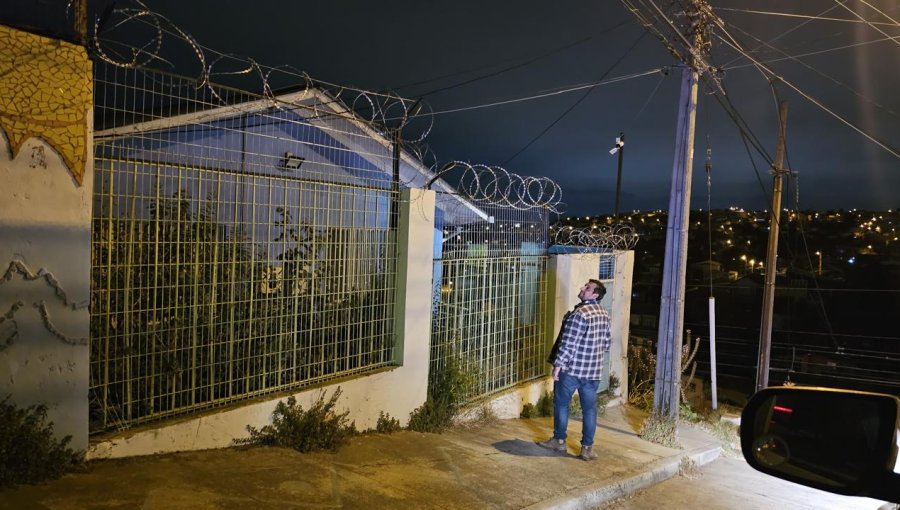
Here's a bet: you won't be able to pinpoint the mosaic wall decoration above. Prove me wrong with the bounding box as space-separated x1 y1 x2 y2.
0 25 92 186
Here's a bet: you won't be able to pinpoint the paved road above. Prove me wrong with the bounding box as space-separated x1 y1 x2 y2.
595 455 890 510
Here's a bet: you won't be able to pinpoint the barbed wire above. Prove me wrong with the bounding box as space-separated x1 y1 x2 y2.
550 223 640 250
427 161 563 212
88 1 573 212
90 0 433 143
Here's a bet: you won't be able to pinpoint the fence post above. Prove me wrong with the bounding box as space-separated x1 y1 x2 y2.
392 188 436 393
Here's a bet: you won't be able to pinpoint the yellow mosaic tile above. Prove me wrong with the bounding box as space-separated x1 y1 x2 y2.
0 25 92 186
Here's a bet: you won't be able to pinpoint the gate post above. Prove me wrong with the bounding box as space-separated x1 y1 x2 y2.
392 188 436 407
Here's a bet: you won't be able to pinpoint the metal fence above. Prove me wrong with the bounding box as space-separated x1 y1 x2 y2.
90 63 399 432
431 194 551 401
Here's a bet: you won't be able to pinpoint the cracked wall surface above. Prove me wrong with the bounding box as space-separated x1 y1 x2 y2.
0 25 93 451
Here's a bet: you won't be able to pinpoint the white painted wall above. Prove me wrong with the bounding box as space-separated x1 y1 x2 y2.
608 251 635 401
0 134 94 451
88 188 436 459
546 252 634 403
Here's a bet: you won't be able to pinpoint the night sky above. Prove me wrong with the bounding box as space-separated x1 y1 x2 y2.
5 0 900 215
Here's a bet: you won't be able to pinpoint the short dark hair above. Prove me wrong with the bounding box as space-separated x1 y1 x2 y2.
588 279 606 300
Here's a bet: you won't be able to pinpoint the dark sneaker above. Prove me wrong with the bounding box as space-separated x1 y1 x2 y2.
579 445 597 461
537 438 567 453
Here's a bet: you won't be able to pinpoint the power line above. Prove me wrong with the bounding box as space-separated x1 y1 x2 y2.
711 19 900 161
720 2 851 69
724 34 900 71
634 282 900 293
725 21 900 121
501 29 649 166
625 72 667 130
423 68 665 116
715 7 900 28
832 0 900 49
680 320 900 342
400 19 633 97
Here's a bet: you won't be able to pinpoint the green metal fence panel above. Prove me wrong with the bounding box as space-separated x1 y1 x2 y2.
90 63 399 432
431 195 550 401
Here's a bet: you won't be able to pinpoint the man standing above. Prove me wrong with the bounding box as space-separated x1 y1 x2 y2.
538 279 612 460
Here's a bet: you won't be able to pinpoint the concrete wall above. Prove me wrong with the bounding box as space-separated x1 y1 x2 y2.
88 188 436 459
0 27 94 451
547 252 634 404
607 251 635 401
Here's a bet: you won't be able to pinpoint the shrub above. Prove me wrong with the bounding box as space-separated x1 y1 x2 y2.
408 357 476 433
0 396 83 488
375 411 402 434
236 387 357 452
535 391 554 417
520 390 554 419
520 403 536 418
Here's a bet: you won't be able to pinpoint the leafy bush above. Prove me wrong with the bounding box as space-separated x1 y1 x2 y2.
520 403 536 418
0 397 83 488
679 402 700 423
375 411 402 434
236 388 357 452
535 390 554 416
408 357 477 433
521 390 555 418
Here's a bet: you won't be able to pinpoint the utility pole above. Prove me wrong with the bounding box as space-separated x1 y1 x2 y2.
611 133 625 223
619 0 718 418
654 64 699 417
756 100 789 391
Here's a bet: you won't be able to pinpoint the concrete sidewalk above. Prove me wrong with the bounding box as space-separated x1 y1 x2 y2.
0 406 722 510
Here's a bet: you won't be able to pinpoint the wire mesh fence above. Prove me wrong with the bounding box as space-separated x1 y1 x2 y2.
90 63 399 432
431 194 551 401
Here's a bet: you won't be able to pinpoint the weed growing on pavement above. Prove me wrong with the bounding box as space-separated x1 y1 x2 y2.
408 357 477 433
235 387 357 452
458 404 499 429
677 456 701 479
692 412 741 457
639 410 681 449
0 396 84 488
596 373 620 418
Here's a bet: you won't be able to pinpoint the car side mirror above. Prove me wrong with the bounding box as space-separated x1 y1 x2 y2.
741 387 900 504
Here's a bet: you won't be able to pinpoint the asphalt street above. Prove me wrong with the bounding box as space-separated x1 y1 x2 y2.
594 456 889 510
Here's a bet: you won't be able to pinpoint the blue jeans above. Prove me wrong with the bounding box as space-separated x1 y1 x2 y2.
553 371 600 446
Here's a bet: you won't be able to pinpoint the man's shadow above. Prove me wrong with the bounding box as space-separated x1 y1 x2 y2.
492 439 573 458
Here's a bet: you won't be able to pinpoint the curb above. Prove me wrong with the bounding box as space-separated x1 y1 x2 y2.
524 444 722 510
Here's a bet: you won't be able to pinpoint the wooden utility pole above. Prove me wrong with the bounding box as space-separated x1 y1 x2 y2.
619 0 717 418
756 100 789 391
653 64 699 417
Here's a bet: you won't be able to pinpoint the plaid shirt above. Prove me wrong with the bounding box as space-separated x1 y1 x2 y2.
553 300 611 380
